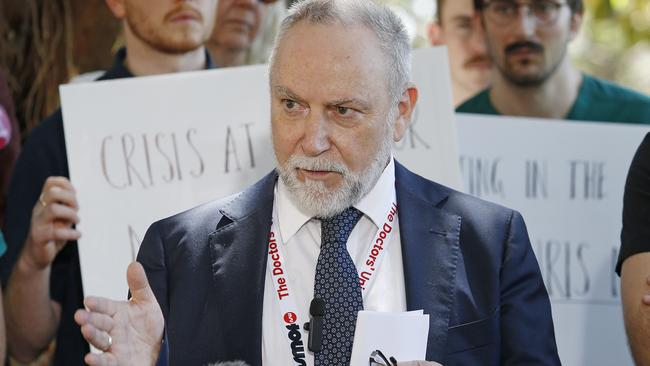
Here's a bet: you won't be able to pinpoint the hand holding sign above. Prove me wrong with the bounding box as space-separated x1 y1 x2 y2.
22 177 81 271
74 262 164 366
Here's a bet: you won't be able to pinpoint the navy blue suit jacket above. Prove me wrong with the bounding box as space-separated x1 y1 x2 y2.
137 161 560 365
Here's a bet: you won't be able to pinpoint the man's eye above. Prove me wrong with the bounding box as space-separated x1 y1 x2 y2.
493 3 514 14
283 99 297 110
337 106 351 115
534 2 553 13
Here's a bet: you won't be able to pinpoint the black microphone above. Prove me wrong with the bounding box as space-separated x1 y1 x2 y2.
307 298 325 353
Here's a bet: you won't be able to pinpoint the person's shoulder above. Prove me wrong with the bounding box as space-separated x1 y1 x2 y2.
23 108 64 147
625 133 650 183
456 89 497 115
584 75 650 111
16 108 67 173
397 163 515 224
148 195 236 240
149 171 277 236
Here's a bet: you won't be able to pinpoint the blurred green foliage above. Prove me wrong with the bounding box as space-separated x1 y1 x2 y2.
588 0 650 45
573 0 650 93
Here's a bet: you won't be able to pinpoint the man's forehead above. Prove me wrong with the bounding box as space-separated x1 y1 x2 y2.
274 22 385 74
270 21 391 102
442 0 476 19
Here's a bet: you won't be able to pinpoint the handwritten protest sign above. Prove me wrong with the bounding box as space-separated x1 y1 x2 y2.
457 114 650 366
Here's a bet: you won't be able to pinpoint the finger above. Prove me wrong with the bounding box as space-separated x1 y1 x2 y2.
31 220 81 245
43 176 76 193
85 296 119 317
646 275 650 286
53 226 82 242
85 351 119 366
79 310 114 333
42 203 80 224
74 309 91 326
42 185 79 210
80 323 112 352
128 262 156 304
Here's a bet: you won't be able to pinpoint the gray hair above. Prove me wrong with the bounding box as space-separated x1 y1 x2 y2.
269 0 411 102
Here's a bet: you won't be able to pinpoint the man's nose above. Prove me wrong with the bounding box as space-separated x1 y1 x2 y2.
301 112 331 156
511 5 537 37
470 16 489 54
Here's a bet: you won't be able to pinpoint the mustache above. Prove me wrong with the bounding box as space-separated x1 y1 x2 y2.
464 55 492 68
505 41 544 55
165 4 203 22
284 155 348 174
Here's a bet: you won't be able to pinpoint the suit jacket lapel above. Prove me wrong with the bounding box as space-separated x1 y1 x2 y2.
208 171 277 366
395 162 461 361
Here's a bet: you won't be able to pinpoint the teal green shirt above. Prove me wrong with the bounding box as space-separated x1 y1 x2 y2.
0 230 6 257
457 74 650 124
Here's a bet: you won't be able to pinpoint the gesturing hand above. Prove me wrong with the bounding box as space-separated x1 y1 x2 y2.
74 262 164 366
22 176 81 271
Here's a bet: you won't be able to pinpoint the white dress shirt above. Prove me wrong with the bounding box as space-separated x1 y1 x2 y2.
261 159 407 366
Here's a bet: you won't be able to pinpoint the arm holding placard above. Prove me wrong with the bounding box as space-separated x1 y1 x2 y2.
4 177 80 362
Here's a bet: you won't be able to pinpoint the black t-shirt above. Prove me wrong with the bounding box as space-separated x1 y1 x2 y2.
617 133 650 275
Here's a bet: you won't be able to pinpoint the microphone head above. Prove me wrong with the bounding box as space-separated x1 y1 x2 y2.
310 298 325 317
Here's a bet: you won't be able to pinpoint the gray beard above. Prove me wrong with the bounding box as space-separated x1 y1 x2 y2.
276 134 392 219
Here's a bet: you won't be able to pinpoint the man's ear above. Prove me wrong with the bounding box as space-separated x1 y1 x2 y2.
392 86 419 142
569 9 584 41
105 0 126 19
427 22 445 46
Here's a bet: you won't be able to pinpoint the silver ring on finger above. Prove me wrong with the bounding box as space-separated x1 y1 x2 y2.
105 334 112 352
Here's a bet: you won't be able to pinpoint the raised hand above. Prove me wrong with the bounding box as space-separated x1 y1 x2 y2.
74 262 164 366
22 176 81 271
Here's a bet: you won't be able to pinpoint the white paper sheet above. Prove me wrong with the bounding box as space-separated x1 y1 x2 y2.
350 310 429 365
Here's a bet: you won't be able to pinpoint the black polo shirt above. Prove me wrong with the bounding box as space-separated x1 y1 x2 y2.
1 47 214 365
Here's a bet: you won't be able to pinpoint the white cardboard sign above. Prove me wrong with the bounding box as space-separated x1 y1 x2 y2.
457 113 650 366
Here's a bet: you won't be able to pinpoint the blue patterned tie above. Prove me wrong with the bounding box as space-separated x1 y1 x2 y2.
314 207 364 365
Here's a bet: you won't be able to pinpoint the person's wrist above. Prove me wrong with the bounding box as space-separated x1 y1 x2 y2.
17 243 48 274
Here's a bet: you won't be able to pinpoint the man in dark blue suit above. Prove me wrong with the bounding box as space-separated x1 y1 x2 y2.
74 1 560 365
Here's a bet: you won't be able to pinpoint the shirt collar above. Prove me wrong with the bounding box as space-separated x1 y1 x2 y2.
99 48 133 81
275 157 396 243
98 47 216 81
354 157 396 228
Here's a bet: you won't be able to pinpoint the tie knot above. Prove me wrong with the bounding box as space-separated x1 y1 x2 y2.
321 207 363 245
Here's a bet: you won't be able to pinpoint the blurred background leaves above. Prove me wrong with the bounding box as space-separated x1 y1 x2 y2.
386 0 650 94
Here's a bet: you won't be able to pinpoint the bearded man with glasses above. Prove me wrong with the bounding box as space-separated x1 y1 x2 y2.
457 0 650 125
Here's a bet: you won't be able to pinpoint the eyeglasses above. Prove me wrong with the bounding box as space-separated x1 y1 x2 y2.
258 0 280 3
369 349 397 366
483 1 567 26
